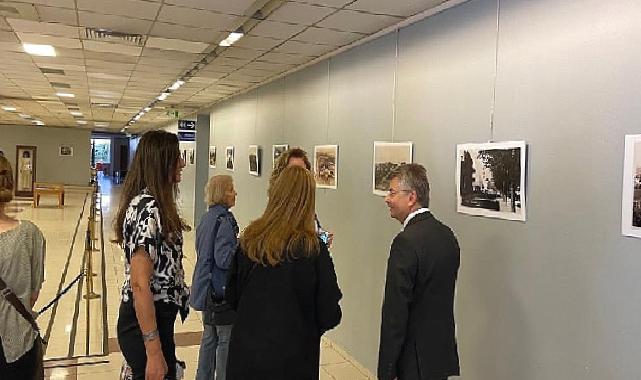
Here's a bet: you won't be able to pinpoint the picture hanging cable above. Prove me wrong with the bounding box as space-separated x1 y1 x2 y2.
392 28 399 142
326 59 331 141
489 0 501 143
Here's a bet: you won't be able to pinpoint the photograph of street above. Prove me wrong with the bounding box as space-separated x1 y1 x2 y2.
456 141 527 221
621 135 641 238
225 146 234 171
209 146 216 168
373 142 413 196
314 145 338 189
249 145 260 176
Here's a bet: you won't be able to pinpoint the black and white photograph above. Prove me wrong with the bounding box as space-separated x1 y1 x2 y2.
188 148 195 165
272 144 289 169
621 134 641 238
181 149 187 164
314 145 338 189
209 146 216 168
225 146 234 171
373 141 413 196
456 141 527 221
59 145 73 157
249 145 261 176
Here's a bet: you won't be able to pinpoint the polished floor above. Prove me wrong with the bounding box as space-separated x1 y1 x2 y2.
6 176 373 379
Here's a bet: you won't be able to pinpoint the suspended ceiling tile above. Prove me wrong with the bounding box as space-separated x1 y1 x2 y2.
145 37 209 53
150 22 224 43
248 20 307 40
218 46 264 60
141 47 200 61
86 72 129 81
0 18 12 30
11 0 75 8
0 31 18 42
52 47 86 58
206 56 251 68
274 40 332 56
164 0 256 15
79 11 153 35
83 40 142 56
258 51 312 65
268 3 336 25
77 0 162 20
317 10 402 33
293 27 365 46
6 19 79 38
84 50 139 63
157 5 239 29
233 35 284 51
35 6 78 26
347 0 446 17
294 0 353 6
244 60 294 72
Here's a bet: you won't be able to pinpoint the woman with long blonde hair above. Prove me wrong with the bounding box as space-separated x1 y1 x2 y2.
225 165 342 379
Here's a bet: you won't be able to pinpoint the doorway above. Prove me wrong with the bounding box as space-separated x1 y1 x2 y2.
15 145 37 197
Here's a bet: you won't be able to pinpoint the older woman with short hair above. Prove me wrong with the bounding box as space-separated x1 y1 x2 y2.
191 175 238 380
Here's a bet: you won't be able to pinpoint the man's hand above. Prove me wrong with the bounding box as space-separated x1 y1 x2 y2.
145 350 167 380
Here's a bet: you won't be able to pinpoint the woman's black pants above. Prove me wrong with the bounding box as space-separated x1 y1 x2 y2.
117 299 178 380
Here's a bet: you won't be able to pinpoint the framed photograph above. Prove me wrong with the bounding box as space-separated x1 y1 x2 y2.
188 148 195 165
249 145 261 176
15 145 37 197
373 142 413 196
181 149 187 164
314 145 338 189
225 146 234 171
272 144 289 169
209 146 216 168
456 141 527 221
622 134 641 238
59 145 73 157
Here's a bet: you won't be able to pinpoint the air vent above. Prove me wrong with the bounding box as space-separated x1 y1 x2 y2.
40 68 65 75
51 82 71 88
85 28 144 46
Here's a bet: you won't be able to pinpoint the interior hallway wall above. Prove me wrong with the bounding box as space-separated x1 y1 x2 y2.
162 120 197 227
0 124 90 186
204 0 641 378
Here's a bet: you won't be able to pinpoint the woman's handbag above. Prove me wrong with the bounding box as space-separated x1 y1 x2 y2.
0 275 44 380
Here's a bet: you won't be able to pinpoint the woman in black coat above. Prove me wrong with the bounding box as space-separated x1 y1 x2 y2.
225 166 342 380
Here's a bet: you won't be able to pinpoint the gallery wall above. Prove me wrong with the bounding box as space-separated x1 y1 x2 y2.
201 0 641 378
0 124 91 186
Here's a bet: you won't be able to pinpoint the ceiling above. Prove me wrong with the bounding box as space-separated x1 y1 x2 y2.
0 0 452 132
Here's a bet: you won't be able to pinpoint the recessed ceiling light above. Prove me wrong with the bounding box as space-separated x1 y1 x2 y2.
169 80 184 91
157 92 169 101
94 122 109 127
33 120 45 126
2 106 16 111
19 113 32 119
144 107 151 112
56 92 75 98
219 31 244 47
70 111 83 116
23 43 56 57
76 120 88 125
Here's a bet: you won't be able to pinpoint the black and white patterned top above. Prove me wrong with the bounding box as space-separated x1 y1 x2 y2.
120 189 189 313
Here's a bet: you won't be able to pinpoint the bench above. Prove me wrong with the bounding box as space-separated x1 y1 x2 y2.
33 182 65 208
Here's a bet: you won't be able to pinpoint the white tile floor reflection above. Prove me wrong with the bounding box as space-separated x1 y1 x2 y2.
9 176 373 379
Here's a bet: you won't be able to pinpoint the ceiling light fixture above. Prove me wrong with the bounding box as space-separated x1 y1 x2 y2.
23 43 56 57
144 107 151 112
70 111 83 116
56 92 75 98
169 80 184 91
77 120 87 125
2 106 16 111
219 30 244 47
157 92 169 101
19 113 32 119
33 120 45 126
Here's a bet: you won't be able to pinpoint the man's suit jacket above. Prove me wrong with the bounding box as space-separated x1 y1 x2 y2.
378 211 460 380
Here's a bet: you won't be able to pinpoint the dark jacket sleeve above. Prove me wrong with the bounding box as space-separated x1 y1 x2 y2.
226 246 255 311
378 234 419 380
315 243 342 334
213 216 238 270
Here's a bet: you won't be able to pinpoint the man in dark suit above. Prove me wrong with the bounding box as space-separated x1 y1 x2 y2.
378 163 460 380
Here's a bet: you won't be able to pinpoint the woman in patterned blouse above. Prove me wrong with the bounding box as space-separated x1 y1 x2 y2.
113 130 188 380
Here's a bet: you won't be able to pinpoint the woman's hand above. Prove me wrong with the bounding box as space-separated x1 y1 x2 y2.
327 232 334 249
145 350 168 380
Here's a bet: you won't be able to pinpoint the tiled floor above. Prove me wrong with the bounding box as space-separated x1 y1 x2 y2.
8 176 374 379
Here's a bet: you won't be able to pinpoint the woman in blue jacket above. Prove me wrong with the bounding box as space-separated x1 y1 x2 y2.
191 175 238 380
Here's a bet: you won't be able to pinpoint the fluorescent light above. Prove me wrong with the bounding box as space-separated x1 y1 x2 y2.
23 43 56 57
157 92 169 101
94 122 109 127
169 80 184 91
70 111 83 116
76 120 87 125
134 114 142 120
218 31 244 47
2 106 16 111
56 92 75 98
19 113 32 119
33 120 44 126
144 107 151 112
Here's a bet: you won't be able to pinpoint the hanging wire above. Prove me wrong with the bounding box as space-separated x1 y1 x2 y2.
326 59 331 141
489 0 501 143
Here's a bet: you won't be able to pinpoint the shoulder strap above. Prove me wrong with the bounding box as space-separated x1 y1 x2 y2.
209 213 226 274
0 276 39 333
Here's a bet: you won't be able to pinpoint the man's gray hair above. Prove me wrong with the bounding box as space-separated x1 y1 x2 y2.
390 163 430 208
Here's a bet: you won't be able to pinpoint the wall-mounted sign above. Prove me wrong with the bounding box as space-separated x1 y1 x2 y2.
178 131 196 141
178 119 196 131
